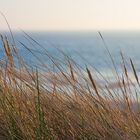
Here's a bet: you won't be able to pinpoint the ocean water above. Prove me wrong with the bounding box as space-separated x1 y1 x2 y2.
1 31 140 75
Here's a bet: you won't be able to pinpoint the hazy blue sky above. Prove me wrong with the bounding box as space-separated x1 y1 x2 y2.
0 0 140 31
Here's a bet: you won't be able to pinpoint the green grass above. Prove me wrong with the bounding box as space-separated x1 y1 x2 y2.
0 33 140 140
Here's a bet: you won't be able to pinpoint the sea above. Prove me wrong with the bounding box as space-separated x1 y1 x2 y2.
1 31 140 79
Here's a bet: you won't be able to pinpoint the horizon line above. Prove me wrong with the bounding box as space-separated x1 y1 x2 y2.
1 29 140 33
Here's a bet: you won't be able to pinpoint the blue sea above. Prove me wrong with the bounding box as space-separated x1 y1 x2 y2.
1 31 140 76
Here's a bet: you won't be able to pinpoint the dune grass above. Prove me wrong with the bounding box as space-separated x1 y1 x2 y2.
0 32 140 140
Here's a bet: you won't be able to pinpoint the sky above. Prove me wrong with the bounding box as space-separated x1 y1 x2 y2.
0 0 140 31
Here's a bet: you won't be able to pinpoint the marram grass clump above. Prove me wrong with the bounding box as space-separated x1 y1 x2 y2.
0 33 140 140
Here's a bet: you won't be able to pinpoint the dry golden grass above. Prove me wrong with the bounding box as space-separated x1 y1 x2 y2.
0 33 140 140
